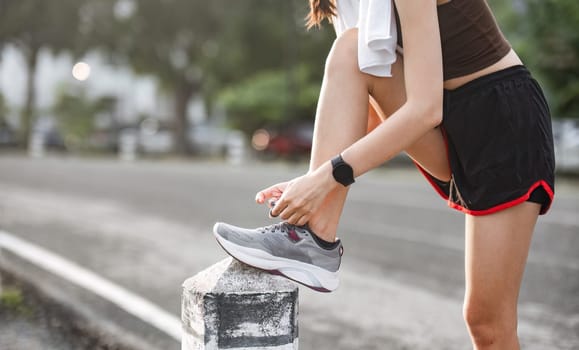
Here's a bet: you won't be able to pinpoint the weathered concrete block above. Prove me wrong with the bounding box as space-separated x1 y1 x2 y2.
182 258 299 350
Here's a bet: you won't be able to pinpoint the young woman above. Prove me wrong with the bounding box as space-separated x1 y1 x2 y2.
214 0 555 348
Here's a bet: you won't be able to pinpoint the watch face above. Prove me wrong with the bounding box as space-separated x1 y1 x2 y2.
334 163 354 185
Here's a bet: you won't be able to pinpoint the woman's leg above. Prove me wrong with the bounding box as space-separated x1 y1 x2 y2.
306 28 376 241
307 28 450 241
463 202 540 349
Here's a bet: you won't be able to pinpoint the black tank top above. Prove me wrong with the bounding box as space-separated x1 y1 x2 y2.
394 0 511 80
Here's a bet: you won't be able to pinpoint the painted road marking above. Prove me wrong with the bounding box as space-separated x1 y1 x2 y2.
0 230 182 341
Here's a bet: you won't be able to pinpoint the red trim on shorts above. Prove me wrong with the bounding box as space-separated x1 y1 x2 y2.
453 180 554 216
414 168 555 216
412 127 554 216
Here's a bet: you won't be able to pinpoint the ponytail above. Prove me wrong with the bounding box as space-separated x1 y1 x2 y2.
305 0 337 29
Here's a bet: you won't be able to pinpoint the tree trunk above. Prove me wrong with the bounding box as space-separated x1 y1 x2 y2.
21 46 39 147
173 81 195 155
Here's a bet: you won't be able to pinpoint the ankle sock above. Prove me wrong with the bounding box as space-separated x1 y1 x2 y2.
305 225 340 250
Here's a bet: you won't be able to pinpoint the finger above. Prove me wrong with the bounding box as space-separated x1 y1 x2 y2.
296 215 309 227
255 192 265 204
278 203 296 221
268 207 279 218
287 212 307 226
270 200 287 218
255 186 283 204
267 200 278 218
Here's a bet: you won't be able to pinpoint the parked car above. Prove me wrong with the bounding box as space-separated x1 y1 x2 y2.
553 119 579 173
188 123 231 157
252 122 314 160
0 123 18 148
138 118 173 154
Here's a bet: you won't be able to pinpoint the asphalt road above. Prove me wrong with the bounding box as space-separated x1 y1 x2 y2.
0 155 577 349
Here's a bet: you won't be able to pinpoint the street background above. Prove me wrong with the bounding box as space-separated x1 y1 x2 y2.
0 156 578 349
1 0 579 348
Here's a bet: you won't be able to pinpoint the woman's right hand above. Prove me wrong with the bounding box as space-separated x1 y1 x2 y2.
255 181 290 209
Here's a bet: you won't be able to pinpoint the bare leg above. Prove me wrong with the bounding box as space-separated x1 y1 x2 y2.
306 29 371 240
307 28 449 241
463 202 540 349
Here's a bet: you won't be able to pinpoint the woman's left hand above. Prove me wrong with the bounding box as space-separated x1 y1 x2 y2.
270 164 337 226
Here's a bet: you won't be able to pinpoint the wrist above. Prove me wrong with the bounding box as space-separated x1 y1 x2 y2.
330 154 355 187
313 161 339 190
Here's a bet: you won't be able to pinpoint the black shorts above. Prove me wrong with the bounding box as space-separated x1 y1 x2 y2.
415 65 555 215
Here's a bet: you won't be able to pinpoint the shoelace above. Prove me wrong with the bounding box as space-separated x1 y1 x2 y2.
259 222 293 234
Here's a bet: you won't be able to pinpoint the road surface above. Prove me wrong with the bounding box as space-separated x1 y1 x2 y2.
0 155 577 349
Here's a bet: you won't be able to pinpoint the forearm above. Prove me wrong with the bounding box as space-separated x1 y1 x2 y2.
340 103 441 177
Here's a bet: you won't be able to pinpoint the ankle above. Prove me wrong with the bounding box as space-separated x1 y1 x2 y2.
306 220 337 243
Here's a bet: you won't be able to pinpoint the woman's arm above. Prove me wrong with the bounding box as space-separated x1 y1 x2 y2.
338 0 444 176
266 0 444 222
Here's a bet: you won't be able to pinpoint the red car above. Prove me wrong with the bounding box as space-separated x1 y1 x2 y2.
252 122 314 159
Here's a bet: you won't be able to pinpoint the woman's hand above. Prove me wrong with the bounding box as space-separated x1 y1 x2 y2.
255 181 289 207
255 163 338 226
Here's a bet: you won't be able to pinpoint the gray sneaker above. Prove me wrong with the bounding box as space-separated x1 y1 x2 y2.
213 222 343 292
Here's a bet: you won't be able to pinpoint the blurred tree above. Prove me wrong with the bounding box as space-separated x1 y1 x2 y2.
489 0 579 119
52 86 113 150
0 92 7 119
0 92 9 129
86 0 333 151
0 0 88 146
522 0 579 119
219 64 323 135
215 1 334 136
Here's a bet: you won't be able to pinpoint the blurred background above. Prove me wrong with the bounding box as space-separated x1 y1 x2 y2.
0 1 578 349
0 0 335 161
0 0 577 163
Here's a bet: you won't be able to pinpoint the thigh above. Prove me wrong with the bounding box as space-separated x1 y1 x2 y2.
368 56 450 181
464 202 540 320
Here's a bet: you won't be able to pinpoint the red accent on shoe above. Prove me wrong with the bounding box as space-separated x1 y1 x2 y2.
286 228 302 243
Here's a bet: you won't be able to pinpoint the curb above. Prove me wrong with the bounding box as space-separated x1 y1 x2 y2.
0 231 180 350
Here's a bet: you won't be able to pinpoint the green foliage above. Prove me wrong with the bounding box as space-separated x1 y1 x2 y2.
0 0 91 145
0 287 31 316
0 0 336 146
219 64 322 134
523 0 579 118
0 0 87 55
0 92 8 125
489 0 579 119
52 86 114 149
98 0 334 140
214 1 333 135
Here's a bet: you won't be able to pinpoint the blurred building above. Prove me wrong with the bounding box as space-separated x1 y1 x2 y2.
0 46 221 154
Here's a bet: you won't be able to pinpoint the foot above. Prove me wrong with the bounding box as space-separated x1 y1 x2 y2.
213 222 343 292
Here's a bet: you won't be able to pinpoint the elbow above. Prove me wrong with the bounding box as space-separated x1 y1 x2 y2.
408 99 443 128
427 103 443 127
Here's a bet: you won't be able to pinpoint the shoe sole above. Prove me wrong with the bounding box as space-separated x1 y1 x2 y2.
213 224 339 293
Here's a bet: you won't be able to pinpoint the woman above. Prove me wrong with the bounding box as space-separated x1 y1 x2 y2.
214 0 555 348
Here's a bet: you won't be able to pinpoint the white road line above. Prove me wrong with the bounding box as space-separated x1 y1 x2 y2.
0 230 182 341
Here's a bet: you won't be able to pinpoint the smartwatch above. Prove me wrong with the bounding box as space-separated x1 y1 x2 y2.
331 154 355 187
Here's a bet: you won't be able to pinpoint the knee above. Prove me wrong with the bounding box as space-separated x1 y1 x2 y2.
325 28 359 77
463 300 517 347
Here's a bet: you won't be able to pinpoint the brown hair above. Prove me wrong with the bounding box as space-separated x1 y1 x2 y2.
305 0 337 29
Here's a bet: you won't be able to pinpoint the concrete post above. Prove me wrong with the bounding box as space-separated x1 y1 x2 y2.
119 131 137 161
181 258 299 350
28 132 45 158
226 131 246 165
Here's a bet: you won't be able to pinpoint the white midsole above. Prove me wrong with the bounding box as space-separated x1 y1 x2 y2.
213 231 339 291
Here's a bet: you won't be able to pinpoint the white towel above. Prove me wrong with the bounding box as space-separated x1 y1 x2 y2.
332 0 398 77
